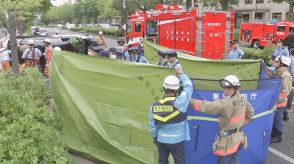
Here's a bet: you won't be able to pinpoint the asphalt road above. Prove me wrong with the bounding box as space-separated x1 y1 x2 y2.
40 27 294 164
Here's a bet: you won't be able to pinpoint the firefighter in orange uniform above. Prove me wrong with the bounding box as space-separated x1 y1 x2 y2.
43 39 53 77
189 75 254 164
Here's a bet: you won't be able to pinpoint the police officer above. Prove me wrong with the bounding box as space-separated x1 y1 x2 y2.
157 50 171 67
190 75 254 164
166 49 182 69
127 46 148 63
226 41 244 60
149 67 193 164
262 56 292 143
272 39 289 58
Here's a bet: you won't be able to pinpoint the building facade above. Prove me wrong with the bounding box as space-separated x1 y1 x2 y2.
232 0 289 27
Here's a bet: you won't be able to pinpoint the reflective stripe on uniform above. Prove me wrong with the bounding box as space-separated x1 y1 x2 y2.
159 97 176 104
229 112 246 123
153 110 180 122
213 141 242 156
192 100 200 111
279 92 288 98
276 102 287 108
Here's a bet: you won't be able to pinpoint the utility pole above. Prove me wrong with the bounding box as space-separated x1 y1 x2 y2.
121 0 127 36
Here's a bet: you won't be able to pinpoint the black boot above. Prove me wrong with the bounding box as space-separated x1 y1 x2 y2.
283 110 289 122
270 135 282 143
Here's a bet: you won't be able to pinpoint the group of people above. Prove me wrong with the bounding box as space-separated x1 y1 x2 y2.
0 38 53 77
148 39 294 164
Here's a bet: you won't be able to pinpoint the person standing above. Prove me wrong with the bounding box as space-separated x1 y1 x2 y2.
285 48 294 120
190 75 254 164
0 48 11 72
149 67 193 164
43 39 53 77
272 39 289 58
226 41 244 60
126 46 148 63
96 31 107 49
157 50 171 67
20 39 43 73
166 49 182 69
260 56 292 143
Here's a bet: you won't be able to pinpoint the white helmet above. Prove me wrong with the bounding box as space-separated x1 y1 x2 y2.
44 38 51 43
99 31 103 35
28 39 34 45
53 47 62 51
219 75 240 88
275 56 291 66
163 75 180 90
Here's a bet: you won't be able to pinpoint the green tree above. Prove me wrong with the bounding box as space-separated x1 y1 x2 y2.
0 0 45 74
272 0 294 20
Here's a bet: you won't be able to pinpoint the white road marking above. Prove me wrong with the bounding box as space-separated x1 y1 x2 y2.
269 147 294 164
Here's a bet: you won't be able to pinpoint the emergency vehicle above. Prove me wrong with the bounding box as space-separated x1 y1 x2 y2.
240 21 294 49
126 4 234 59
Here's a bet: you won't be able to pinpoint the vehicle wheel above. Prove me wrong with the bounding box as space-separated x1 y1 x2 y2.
252 40 260 49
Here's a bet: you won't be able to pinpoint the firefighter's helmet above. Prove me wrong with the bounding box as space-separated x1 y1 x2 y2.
219 75 240 88
275 56 291 66
163 75 180 90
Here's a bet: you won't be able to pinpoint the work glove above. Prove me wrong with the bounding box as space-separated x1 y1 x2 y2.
258 59 266 68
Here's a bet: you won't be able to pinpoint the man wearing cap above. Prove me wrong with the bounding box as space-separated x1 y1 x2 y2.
190 75 254 164
260 56 292 143
0 48 11 72
272 39 289 58
149 67 193 164
226 41 244 60
157 50 171 67
116 38 127 59
166 49 182 69
126 46 148 63
89 46 109 58
43 39 53 77
20 39 43 72
96 31 106 49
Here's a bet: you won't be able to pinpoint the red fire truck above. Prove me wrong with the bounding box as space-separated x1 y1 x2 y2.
240 21 294 49
126 4 234 59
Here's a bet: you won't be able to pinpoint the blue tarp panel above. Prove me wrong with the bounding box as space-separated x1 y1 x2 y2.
185 78 281 164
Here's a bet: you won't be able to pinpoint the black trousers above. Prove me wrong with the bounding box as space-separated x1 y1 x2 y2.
157 141 185 164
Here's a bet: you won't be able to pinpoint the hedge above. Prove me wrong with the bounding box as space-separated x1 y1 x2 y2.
242 46 275 63
71 26 122 37
0 68 68 163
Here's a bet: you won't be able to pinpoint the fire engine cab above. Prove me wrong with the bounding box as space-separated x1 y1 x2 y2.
126 4 234 59
240 21 294 49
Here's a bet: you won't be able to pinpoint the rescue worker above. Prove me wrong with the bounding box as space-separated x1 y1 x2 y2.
272 39 289 58
285 48 294 120
126 46 148 63
108 47 118 60
149 67 193 164
20 39 43 73
116 38 126 59
157 50 171 67
226 41 244 60
260 56 292 143
166 49 182 69
96 31 107 49
43 39 53 77
0 48 11 72
189 75 254 164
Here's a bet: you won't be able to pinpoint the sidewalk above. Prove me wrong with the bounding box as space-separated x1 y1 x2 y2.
0 34 9 49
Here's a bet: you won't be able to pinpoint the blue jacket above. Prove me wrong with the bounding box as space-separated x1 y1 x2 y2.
226 48 244 59
272 47 289 58
149 74 193 144
289 56 294 80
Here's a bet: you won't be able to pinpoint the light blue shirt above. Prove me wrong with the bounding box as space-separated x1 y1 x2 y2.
0 50 11 62
126 54 148 63
149 74 193 144
226 48 244 59
22 48 43 60
272 47 289 58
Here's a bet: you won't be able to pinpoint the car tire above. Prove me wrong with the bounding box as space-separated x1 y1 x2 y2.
252 40 260 49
